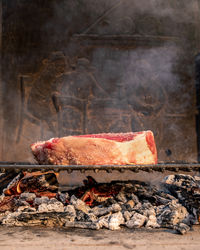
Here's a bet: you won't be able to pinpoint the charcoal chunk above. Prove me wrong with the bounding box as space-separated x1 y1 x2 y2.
174 223 190 235
156 200 189 226
108 212 124 230
126 212 147 228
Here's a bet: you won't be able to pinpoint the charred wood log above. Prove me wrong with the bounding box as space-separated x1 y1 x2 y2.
0 171 19 194
1 211 69 227
163 174 200 223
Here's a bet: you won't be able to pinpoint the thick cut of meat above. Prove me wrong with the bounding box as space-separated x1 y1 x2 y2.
31 131 157 165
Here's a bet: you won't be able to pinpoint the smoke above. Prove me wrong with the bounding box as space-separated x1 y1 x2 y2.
1 0 199 162
68 0 199 35
91 44 181 111
53 0 198 162
130 0 198 22
58 170 170 188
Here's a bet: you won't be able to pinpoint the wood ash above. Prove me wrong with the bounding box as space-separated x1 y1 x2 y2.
0 172 199 235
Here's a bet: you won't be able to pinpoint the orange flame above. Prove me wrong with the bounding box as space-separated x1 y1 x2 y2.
4 171 59 196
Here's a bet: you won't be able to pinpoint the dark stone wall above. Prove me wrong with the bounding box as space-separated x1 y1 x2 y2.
0 0 2 160
1 0 200 162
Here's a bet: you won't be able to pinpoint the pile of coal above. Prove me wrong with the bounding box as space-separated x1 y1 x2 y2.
0 173 199 235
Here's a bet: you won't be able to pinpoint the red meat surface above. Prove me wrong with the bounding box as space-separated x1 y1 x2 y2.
31 131 157 165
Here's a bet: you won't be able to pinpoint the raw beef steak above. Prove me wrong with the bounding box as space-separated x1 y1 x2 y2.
31 131 157 165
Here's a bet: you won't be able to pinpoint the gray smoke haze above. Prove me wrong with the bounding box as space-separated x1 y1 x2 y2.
91 44 182 113
130 0 199 21
89 43 197 161
67 0 199 35
1 0 199 162
52 0 198 162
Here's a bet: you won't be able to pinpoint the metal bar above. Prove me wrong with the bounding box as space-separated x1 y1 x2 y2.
0 163 200 173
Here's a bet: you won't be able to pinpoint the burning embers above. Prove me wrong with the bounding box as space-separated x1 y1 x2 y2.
0 172 199 234
3 171 59 197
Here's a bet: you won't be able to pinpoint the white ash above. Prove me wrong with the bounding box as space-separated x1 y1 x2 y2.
134 202 154 216
58 192 69 204
75 209 97 223
154 193 177 205
70 195 90 213
173 223 190 235
146 214 160 228
64 205 76 222
92 203 121 216
134 202 160 228
35 175 58 190
130 193 140 204
123 211 132 222
2 212 21 226
163 174 198 188
190 208 199 225
65 220 101 230
126 212 147 229
162 174 200 225
17 206 36 213
38 199 64 213
14 193 36 207
2 211 67 227
132 202 142 211
20 192 36 202
34 197 49 206
156 200 189 226
125 199 135 209
108 212 124 230
97 213 111 229
95 211 124 230
15 200 30 207
81 211 97 222
116 192 127 204
0 174 200 234
88 213 98 223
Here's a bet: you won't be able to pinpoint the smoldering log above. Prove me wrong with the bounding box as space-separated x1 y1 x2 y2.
1 211 70 227
0 171 20 194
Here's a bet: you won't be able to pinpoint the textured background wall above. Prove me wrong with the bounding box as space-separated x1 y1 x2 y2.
0 0 2 160
1 0 200 162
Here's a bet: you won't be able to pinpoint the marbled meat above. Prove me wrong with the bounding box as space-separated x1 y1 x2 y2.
31 131 157 165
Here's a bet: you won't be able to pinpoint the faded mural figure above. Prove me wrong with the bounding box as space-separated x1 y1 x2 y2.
124 59 166 141
54 58 109 135
59 58 107 100
17 52 165 144
17 52 67 142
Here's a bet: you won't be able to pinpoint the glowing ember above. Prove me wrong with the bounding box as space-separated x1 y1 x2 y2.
3 171 59 196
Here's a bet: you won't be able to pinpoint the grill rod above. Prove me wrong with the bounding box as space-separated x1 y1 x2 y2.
0 163 200 173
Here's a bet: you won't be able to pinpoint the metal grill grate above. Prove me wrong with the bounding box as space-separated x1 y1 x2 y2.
0 163 200 173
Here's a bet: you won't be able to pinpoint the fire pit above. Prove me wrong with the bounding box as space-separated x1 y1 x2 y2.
0 164 199 235
0 0 200 243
